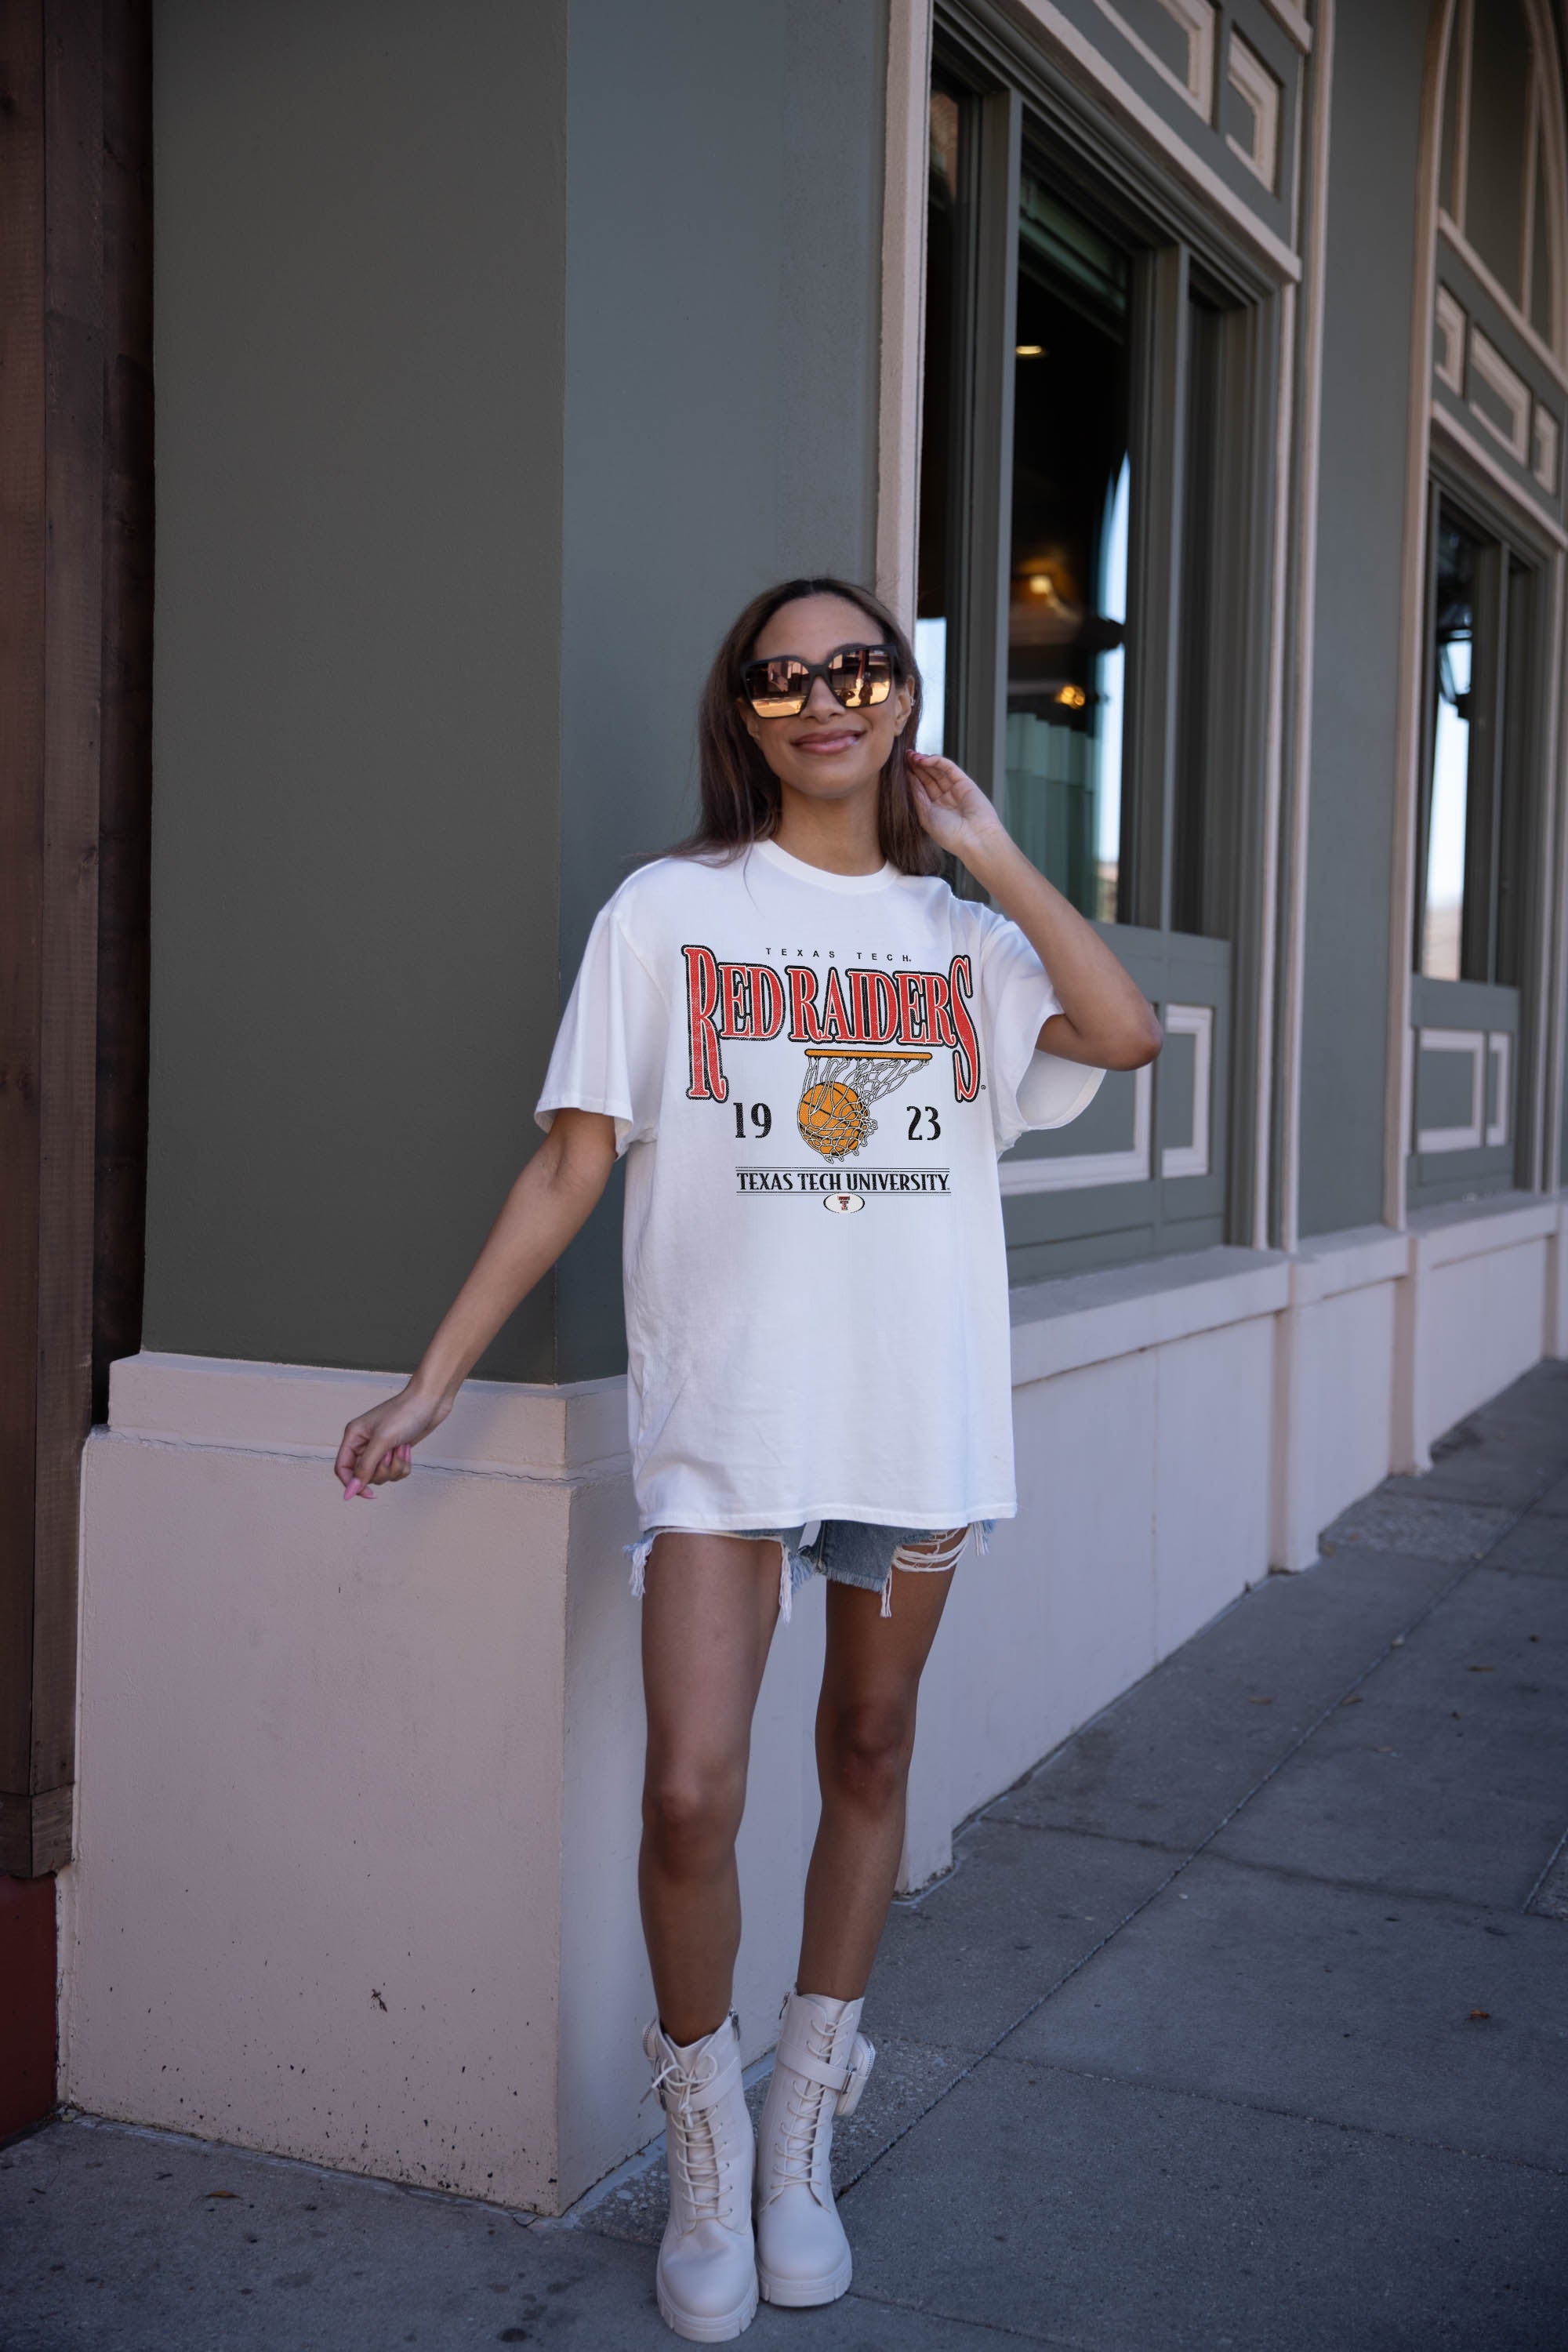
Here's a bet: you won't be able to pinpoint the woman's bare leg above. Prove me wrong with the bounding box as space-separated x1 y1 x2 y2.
796 1543 959 1998
639 1532 785 2046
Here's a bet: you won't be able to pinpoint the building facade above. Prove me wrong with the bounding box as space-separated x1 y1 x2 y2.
5 0 1568 2210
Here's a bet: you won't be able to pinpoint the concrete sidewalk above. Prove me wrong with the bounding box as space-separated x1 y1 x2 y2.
5 1363 1568 2350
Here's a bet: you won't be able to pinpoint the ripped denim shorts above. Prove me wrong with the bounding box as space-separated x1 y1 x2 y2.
625 1517 994 1623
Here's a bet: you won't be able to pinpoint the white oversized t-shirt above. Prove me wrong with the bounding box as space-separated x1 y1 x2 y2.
535 839 1105 1533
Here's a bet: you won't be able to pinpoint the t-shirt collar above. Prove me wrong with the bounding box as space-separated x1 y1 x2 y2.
752 837 898 895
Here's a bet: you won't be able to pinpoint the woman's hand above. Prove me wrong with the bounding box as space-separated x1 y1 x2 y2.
908 750 1163 1070
328 1109 619 1507
906 750 1011 872
335 1383 452 1500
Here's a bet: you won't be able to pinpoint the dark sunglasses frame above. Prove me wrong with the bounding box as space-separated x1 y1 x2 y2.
738 640 902 719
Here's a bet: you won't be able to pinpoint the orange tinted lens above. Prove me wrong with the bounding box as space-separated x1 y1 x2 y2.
744 657 810 717
829 647 893 709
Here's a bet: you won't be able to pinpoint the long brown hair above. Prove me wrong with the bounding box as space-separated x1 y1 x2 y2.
671 576 941 875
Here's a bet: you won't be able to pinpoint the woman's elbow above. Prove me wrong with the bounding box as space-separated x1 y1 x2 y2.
1099 1015 1165 1071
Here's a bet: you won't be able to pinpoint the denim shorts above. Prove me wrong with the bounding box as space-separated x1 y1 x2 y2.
625 1517 993 1621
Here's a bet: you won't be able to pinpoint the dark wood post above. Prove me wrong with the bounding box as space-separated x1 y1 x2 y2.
0 0 151 1886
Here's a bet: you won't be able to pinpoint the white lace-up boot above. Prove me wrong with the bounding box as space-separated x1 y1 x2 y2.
643 2013 758 2341
753 1987 876 2307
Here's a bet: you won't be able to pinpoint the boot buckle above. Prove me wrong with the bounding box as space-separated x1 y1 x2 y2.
835 2032 876 2118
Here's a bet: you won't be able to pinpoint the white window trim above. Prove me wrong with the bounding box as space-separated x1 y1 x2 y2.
1225 29 1282 193
1160 1002 1214 1177
1088 0 1214 118
1414 1025 1484 1153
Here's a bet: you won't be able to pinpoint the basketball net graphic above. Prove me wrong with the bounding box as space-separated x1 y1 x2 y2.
796 1047 933 1160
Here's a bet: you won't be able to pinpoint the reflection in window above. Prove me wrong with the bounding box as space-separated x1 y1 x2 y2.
1422 517 1477 981
916 81 963 756
1004 173 1130 921
914 617 947 754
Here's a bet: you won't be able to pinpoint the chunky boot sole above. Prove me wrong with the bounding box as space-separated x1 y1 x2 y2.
655 2273 760 2341
757 2249 852 2308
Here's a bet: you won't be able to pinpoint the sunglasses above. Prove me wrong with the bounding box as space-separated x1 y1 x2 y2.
739 641 898 719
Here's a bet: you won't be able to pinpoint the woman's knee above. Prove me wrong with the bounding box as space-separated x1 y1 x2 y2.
821 1694 917 1812
641 1757 746 1867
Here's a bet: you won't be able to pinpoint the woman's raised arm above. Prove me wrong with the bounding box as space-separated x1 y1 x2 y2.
907 750 1163 1071
332 1106 619 1498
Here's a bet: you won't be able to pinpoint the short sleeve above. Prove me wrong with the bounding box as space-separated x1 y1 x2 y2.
971 909 1107 1153
535 898 666 1157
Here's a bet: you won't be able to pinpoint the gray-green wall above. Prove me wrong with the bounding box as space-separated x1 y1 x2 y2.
553 0 888 1378
143 0 887 1386
1297 0 1428 1238
143 0 568 1380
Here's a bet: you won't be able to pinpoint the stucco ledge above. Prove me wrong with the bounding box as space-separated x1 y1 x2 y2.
106 1351 630 1480
1009 1245 1291 1385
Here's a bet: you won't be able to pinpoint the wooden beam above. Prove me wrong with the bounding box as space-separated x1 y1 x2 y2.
0 0 149 1881
0 0 53 1881
32 0 107 1871
94 0 153 1424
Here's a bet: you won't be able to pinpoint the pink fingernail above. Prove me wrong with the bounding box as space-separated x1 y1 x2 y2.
344 1479 360 1498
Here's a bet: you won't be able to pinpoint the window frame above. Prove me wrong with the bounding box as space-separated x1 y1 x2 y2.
922 5 1289 1281
1408 454 1557 1209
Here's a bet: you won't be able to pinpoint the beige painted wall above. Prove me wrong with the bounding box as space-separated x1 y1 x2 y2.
65 1425 571 2207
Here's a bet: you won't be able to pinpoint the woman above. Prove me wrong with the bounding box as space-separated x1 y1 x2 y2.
335 576 1161 2341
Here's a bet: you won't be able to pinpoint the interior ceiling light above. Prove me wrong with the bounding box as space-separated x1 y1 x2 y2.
1055 684 1087 709
1015 343 1044 357
1028 573 1052 594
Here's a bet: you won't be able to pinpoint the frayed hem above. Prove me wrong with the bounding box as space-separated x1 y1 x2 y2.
879 1522 985 1612
623 1535 655 1598
622 1530 808 1624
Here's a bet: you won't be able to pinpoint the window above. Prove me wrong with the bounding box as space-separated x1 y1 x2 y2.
1417 505 1531 990
916 36 1279 1282
1004 171 1130 926
1410 488 1539 1205
916 74 965 763
1417 1 1566 1209
1421 513 1480 986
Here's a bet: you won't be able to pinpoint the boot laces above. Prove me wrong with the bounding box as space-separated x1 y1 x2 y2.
767 2009 839 2203
652 2051 731 2227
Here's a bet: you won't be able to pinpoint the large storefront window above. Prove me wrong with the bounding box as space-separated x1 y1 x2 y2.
916 35 1275 1281
1421 512 1478 983
1004 172 1130 924
916 75 965 760
1417 503 1530 990
1410 485 1537 1207
1417 0 1564 1210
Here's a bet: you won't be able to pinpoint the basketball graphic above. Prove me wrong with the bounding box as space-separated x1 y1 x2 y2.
797 1080 869 1160
795 1047 934 1160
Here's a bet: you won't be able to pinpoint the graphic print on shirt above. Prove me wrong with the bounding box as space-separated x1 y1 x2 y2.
682 942 980 1207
